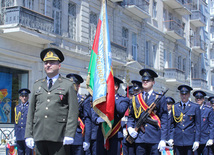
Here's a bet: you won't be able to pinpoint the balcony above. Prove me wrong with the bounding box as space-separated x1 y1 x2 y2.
111 42 127 63
0 6 54 44
190 36 207 53
192 78 207 90
190 10 206 27
164 68 185 84
163 0 191 15
163 20 184 40
121 0 150 19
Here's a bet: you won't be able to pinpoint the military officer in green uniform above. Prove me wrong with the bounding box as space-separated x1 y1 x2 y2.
25 48 79 155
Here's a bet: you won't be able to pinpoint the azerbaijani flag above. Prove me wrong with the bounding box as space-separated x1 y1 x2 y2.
86 0 115 140
161 147 174 155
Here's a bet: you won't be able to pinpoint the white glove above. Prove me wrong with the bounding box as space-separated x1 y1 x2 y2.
123 128 128 138
63 137 74 145
96 117 105 124
192 141 199 152
83 142 90 151
25 138 34 149
127 127 138 138
206 139 213 146
166 139 174 147
158 140 166 152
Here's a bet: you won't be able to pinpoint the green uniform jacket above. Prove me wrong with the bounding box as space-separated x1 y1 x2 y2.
25 75 79 142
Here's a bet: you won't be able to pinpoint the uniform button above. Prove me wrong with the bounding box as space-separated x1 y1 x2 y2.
46 107 48 110
21 118 23 120
145 125 147 127
183 119 185 122
182 130 184 132
48 92 50 94
183 114 185 117
21 123 23 124
63 119 65 121
45 116 47 118
47 99 50 102
21 127 23 128
183 124 184 126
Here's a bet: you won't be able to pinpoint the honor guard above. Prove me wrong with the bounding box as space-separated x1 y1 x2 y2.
15 88 32 155
127 69 168 155
66 73 92 155
131 80 143 94
193 91 214 155
208 96 214 111
122 86 135 155
165 97 175 142
25 48 79 155
169 85 201 155
94 76 129 155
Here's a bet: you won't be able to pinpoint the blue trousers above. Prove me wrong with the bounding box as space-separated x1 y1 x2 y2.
17 140 33 155
135 143 160 155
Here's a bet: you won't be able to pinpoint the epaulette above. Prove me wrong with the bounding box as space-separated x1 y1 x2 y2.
174 102 180 105
204 104 212 109
63 76 74 82
134 91 141 96
34 78 44 83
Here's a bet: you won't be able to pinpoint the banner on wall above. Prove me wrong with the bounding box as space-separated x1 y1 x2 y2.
0 72 12 123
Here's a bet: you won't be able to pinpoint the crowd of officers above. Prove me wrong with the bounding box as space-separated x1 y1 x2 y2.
14 47 214 155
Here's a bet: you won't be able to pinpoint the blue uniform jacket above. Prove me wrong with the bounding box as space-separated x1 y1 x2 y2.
166 111 172 141
94 94 129 139
170 101 201 146
91 107 99 140
73 94 92 145
127 91 168 144
15 102 29 141
200 104 214 144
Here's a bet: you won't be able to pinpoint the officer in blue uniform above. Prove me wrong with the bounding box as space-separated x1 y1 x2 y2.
66 73 92 155
131 80 143 94
94 76 129 155
127 69 168 155
208 96 214 155
165 97 175 142
169 85 201 155
193 91 214 155
122 86 135 155
15 88 32 155
209 96 214 111
87 95 99 155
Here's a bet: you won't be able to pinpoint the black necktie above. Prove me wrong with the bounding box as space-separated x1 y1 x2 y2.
48 79 53 90
183 104 186 110
145 92 149 103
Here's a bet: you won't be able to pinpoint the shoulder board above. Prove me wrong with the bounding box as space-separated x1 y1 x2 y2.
174 102 180 105
134 92 141 96
190 102 198 106
34 78 44 83
204 104 212 109
62 76 74 82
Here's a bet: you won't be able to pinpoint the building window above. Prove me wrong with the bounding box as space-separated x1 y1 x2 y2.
52 0 61 35
132 33 137 61
23 0 34 10
122 27 129 48
1 0 14 7
183 58 186 72
145 41 150 66
152 44 157 67
168 52 172 68
152 1 157 19
178 56 182 70
68 2 76 40
0 66 28 124
164 49 167 68
89 12 98 45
